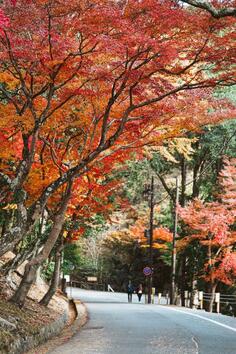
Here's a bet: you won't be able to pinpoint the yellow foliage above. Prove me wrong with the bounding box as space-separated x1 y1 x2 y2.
158 146 179 163
2 204 17 210
153 137 198 163
0 72 19 90
63 230 68 238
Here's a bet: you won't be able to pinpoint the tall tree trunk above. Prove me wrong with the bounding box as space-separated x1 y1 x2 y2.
180 156 187 207
40 240 64 306
180 253 187 306
2 210 46 279
10 181 72 307
192 162 200 198
206 240 217 312
2 237 41 279
0 202 42 257
190 278 198 309
208 282 217 313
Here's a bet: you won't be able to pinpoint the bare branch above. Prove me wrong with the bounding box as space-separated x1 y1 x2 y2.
180 0 236 18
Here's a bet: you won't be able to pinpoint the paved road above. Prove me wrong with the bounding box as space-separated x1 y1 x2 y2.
49 288 236 354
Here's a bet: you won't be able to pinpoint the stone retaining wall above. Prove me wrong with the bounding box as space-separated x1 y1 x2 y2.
8 309 69 354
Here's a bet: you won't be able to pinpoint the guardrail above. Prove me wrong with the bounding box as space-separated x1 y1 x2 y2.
69 280 105 291
183 290 236 315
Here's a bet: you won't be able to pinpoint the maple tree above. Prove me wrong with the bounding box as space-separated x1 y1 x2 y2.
178 158 236 311
64 165 126 241
129 218 173 250
0 0 235 306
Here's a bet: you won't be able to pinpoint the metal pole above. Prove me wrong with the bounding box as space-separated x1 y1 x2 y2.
148 176 154 304
170 177 179 305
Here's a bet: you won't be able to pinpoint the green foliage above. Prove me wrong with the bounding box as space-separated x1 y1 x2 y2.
62 243 81 275
83 214 107 238
115 159 151 204
101 236 142 290
190 119 236 200
159 242 172 266
214 86 236 104
41 260 55 281
67 216 108 282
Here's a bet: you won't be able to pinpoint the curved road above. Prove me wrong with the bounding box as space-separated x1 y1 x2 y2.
49 288 236 354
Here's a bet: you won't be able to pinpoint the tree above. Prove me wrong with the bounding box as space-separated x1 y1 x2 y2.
11 160 124 306
178 158 236 311
39 234 64 306
1 0 235 252
0 0 235 306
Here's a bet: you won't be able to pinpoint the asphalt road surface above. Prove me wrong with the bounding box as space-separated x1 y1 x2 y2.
49 288 236 354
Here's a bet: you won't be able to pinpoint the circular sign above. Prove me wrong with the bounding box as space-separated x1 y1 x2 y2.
143 266 152 276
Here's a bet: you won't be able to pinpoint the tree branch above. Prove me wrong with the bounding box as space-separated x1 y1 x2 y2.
180 0 236 18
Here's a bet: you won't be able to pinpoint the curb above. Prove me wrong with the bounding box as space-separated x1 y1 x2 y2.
25 299 88 354
10 309 69 354
69 300 88 334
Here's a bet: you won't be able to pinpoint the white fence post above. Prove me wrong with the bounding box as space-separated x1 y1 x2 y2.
184 291 189 307
198 291 203 310
215 293 220 313
107 284 114 292
151 288 155 304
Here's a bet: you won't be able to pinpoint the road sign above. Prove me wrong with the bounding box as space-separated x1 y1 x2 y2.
143 266 152 276
87 276 97 282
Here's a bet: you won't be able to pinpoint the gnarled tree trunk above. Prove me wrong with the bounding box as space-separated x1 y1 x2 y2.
10 181 72 307
40 239 64 306
2 236 42 277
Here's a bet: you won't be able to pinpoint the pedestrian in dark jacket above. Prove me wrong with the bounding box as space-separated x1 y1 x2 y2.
136 284 143 302
127 281 134 303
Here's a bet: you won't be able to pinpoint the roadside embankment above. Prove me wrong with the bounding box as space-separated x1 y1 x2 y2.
0 285 69 354
25 300 87 354
0 272 87 354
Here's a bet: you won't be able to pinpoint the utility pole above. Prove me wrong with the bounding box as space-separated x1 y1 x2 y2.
170 177 179 305
147 176 154 304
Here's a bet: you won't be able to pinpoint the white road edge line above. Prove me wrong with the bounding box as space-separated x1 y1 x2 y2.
162 307 236 333
191 336 199 354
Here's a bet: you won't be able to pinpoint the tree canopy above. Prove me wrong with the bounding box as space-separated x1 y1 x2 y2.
0 0 235 307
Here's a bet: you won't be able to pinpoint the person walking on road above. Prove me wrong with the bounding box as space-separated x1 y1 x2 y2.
136 284 143 302
127 281 134 303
